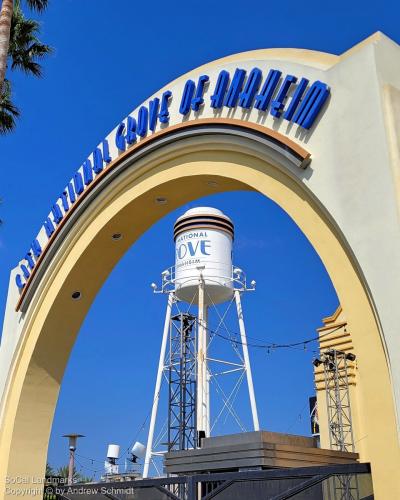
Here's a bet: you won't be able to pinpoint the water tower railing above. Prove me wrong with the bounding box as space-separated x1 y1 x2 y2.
152 264 255 295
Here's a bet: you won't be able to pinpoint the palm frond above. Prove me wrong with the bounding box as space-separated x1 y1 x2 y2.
11 58 42 76
25 0 49 13
0 80 20 134
45 463 54 477
27 41 51 58
9 5 52 77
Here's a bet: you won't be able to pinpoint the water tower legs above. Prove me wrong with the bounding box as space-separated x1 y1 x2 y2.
143 273 259 478
197 275 210 440
143 293 173 478
234 290 260 431
205 307 210 438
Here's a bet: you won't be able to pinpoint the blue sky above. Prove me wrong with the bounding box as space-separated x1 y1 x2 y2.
1 0 398 479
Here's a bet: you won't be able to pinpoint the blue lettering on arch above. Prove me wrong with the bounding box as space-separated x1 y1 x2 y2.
31 238 42 258
15 274 25 290
20 264 30 280
67 182 76 204
14 68 334 294
102 139 112 163
191 75 209 112
283 77 309 121
239 68 262 109
293 81 330 129
83 159 93 185
52 203 63 224
149 98 160 132
74 171 84 195
43 217 55 238
159 91 172 124
126 116 137 144
25 252 35 270
224 69 246 108
179 80 196 115
270 75 297 118
254 69 281 111
60 190 69 212
211 70 229 109
137 106 148 137
93 147 103 174
115 122 126 151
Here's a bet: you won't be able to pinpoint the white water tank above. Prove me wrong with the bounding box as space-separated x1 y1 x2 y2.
174 207 234 305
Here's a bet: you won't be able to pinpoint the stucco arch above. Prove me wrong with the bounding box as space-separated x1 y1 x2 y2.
0 128 399 499
2 33 400 500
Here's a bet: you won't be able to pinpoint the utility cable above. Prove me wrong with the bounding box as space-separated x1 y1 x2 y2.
75 453 104 464
202 324 344 351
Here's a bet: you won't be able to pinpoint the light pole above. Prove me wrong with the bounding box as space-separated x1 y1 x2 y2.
62 434 84 485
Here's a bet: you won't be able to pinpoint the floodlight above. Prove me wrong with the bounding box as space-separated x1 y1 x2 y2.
131 442 146 458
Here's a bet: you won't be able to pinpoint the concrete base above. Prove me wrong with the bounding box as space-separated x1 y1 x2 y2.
164 431 359 474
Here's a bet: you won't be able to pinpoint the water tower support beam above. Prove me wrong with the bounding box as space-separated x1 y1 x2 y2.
205 306 210 437
197 275 210 439
143 292 173 478
234 290 260 431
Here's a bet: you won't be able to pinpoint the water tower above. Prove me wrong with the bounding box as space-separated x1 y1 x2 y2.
143 207 259 478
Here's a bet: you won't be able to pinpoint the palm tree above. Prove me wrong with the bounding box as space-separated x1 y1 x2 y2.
56 465 93 484
0 0 48 91
45 463 54 477
0 78 19 133
0 3 51 132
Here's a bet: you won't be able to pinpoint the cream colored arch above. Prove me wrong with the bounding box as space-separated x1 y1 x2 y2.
0 129 398 499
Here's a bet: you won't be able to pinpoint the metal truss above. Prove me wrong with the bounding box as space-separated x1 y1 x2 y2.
168 313 197 452
319 349 355 452
317 349 358 500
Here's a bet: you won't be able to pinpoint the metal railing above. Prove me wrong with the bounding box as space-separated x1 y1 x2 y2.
53 462 373 500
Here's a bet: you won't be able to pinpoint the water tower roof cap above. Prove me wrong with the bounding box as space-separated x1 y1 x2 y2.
174 207 234 241
176 207 232 223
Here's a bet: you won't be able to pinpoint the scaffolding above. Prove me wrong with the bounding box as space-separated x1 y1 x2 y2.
167 313 197 452
320 349 355 452
317 349 358 500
